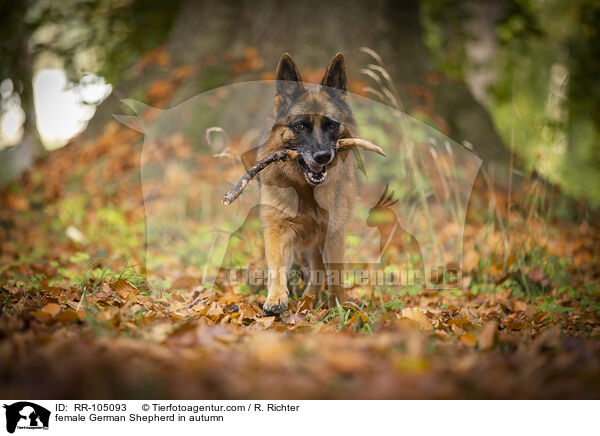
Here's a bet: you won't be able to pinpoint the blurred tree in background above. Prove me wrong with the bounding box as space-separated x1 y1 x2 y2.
1 0 599 205
0 0 46 165
0 0 181 181
85 0 511 177
422 0 600 203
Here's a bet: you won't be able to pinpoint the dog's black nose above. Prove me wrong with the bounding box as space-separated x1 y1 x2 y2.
313 150 333 165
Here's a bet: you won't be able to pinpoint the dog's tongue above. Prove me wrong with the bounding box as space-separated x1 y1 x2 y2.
308 163 325 173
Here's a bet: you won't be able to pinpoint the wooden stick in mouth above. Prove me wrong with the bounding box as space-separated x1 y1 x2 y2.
335 138 387 157
222 148 299 205
222 138 385 205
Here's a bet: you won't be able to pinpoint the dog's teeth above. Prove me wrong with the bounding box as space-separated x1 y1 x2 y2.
308 171 313 178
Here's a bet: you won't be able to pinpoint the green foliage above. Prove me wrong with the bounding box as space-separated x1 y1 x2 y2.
319 300 378 334
534 296 574 314
421 0 473 78
421 0 600 205
28 0 183 84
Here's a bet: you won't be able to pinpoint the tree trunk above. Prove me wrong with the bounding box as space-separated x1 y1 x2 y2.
0 3 45 185
88 0 509 178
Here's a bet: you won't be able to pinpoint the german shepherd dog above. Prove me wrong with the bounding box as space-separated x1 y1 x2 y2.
258 53 358 315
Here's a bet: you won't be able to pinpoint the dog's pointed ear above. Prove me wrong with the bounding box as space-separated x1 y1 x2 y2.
276 53 302 83
275 53 304 98
321 53 347 92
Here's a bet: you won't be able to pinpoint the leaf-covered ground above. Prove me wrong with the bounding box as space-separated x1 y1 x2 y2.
2 50 600 399
1 121 599 399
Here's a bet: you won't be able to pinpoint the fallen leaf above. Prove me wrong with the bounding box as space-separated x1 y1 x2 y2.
460 332 477 346
206 303 224 318
533 312 552 324
170 276 199 290
401 307 432 331
147 80 174 105
478 321 497 350
513 300 529 312
57 309 79 324
447 318 475 330
237 303 257 320
255 316 275 329
506 318 527 331
41 303 61 317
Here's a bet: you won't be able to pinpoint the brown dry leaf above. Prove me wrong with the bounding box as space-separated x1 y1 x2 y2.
394 356 430 372
57 310 79 324
166 322 198 347
401 307 432 331
98 307 120 325
41 303 61 317
513 300 529 312
290 295 315 313
245 332 292 364
506 318 527 331
490 262 504 276
147 80 174 104
114 281 139 302
136 46 170 72
533 312 552 324
447 318 475 330
460 332 477 346
478 321 497 350
4 193 29 211
218 291 242 305
205 303 224 318
451 323 466 335
255 316 275 329
395 317 423 331
170 276 199 290
325 350 366 373
113 278 138 293
259 71 275 81
237 303 257 320
96 282 114 298
168 301 188 312
171 65 196 82
348 79 369 97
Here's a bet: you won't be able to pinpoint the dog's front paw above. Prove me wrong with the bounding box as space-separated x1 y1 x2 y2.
263 294 289 315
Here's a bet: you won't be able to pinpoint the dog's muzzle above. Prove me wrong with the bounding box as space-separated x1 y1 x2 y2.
297 155 328 186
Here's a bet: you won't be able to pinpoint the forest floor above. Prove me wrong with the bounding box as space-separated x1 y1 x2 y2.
1 48 600 398
1 120 600 400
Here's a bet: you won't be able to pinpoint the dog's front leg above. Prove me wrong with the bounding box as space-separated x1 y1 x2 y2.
323 230 347 308
263 224 293 315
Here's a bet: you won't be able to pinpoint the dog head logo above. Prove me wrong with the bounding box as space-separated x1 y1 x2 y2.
3 402 50 433
115 54 481 290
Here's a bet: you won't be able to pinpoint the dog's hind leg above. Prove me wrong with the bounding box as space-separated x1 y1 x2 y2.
303 246 325 303
323 230 347 308
287 248 306 298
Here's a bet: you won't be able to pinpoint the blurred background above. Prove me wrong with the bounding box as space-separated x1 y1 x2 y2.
1 0 599 202
1 0 600 399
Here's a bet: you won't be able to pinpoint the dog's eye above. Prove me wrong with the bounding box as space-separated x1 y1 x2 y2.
327 121 340 131
293 122 305 131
